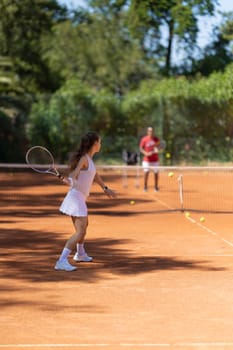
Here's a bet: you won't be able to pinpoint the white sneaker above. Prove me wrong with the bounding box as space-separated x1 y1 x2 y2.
54 260 77 271
73 252 93 262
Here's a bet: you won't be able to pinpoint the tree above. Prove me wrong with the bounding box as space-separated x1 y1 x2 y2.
190 29 233 76
128 0 218 76
0 0 67 92
122 63 233 163
0 56 20 93
0 0 69 161
43 9 155 94
221 11 233 41
26 78 127 161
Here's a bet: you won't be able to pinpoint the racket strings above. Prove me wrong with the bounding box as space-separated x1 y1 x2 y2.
26 147 54 172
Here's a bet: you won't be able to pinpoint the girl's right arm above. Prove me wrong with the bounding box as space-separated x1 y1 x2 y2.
60 156 87 186
71 155 88 181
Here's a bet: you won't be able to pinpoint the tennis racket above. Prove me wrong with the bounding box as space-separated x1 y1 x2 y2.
149 140 166 155
158 139 166 150
26 146 64 180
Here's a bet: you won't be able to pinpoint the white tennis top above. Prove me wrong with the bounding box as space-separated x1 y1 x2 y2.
69 155 96 198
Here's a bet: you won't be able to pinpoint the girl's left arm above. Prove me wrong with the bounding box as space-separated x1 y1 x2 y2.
94 172 117 198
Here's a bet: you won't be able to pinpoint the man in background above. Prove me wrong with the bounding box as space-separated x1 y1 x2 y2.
139 126 160 192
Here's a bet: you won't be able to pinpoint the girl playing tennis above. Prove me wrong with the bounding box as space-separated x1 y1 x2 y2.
55 131 116 271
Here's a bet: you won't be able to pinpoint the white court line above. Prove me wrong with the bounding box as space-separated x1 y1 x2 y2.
186 216 233 248
1 343 233 348
155 197 175 211
145 254 233 257
145 192 176 211
146 191 233 250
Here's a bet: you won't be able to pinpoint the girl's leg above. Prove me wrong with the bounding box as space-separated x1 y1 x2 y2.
65 216 88 250
72 216 93 262
54 216 88 271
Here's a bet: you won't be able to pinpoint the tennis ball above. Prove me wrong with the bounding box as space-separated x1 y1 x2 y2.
185 212 190 218
200 216 205 222
130 200 135 205
166 152 171 159
168 171 174 178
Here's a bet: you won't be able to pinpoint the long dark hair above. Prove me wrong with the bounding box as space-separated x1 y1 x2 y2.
69 132 100 171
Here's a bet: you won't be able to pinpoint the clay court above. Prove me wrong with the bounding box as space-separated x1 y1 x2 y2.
0 166 233 349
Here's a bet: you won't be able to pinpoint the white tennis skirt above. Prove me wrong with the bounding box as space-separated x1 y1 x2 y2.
59 188 87 217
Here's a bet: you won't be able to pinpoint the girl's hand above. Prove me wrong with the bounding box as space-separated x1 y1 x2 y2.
104 187 117 198
62 177 73 186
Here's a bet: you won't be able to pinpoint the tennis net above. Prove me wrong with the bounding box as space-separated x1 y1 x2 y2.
0 163 233 213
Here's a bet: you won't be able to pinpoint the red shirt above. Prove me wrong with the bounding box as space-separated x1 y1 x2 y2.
140 135 160 162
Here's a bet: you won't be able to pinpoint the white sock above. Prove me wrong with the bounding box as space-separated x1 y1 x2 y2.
59 247 71 262
77 243 85 255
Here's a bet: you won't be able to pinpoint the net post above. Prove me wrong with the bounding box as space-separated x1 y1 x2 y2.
178 174 184 212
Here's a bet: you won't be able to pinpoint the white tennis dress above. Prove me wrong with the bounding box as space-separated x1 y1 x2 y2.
59 155 96 217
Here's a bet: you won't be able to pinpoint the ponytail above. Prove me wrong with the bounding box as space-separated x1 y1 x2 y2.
69 132 100 171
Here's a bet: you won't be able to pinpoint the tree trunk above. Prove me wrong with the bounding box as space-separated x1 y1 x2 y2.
165 19 174 76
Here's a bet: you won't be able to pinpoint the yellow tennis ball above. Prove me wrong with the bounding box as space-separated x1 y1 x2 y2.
185 212 190 218
130 200 135 205
200 216 205 222
166 152 171 159
168 171 174 178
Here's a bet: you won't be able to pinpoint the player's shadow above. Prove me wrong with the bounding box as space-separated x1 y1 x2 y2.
0 229 228 311
87 238 227 275
0 230 226 286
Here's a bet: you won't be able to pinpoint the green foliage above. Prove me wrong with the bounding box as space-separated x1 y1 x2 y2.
0 0 66 92
190 30 233 76
26 63 233 164
221 11 233 41
0 56 22 93
0 94 30 161
27 80 93 160
27 79 126 161
0 0 233 164
122 64 233 163
128 0 218 75
43 11 155 94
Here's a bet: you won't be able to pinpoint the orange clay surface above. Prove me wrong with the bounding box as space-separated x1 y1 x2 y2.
0 170 233 350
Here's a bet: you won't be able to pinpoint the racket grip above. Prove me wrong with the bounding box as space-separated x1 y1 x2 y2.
58 174 64 180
